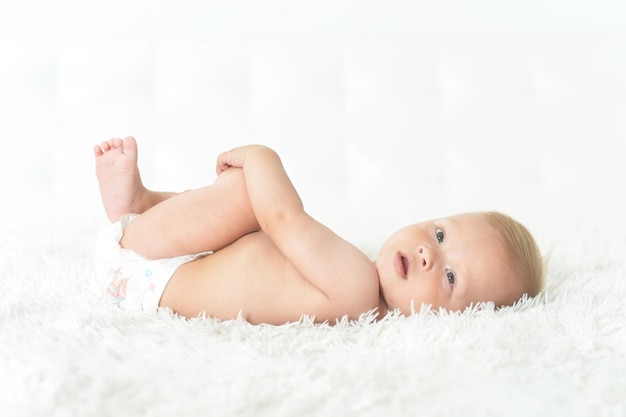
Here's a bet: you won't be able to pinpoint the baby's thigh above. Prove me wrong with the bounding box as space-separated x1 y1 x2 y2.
121 168 259 259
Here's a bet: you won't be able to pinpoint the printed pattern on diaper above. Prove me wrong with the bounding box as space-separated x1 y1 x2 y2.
105 265 159 307
106 267 129 306
145 268 157 293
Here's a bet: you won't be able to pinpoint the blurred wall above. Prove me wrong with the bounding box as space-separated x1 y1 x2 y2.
0 0 624 242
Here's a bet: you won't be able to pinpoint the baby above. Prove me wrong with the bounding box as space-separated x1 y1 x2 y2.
94 136 544 325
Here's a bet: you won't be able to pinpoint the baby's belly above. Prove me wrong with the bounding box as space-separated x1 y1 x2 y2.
162 231 330 324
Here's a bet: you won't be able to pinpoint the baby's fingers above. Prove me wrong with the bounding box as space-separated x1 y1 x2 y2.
216 149 243 175
215 145 265 175
216 152 231 175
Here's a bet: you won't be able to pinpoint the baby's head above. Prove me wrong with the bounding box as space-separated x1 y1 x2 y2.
375 211 544 314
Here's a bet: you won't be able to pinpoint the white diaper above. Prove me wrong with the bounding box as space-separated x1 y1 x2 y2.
94 213 211 311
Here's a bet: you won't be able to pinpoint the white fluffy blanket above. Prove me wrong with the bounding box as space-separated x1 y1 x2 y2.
1 208 625 417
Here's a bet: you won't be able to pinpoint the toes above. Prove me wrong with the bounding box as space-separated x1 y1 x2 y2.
112 138 123 149
123 136 138 154
97 137 137 155
106 138 116 148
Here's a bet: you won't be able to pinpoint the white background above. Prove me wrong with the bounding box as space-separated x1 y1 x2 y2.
1 0 624 248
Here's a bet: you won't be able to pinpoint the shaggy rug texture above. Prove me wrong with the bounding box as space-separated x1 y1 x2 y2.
1 207 624 417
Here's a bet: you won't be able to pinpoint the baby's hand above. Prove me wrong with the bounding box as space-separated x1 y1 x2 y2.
216 145 271 175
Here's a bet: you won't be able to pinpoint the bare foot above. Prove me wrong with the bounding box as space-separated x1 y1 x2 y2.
94 136 148 222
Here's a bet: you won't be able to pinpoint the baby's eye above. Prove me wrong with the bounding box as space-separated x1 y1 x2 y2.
446 270 455 286
436 228 445 244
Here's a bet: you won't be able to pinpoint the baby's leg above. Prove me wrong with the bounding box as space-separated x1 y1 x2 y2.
94 136 175 222
119 167 259 259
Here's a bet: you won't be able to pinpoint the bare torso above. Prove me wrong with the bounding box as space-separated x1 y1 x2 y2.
161 231 382 325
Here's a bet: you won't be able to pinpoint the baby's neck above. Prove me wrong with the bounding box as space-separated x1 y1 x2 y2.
377 293 389 319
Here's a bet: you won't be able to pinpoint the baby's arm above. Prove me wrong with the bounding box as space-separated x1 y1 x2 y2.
217 146 379 317
217 145 303 230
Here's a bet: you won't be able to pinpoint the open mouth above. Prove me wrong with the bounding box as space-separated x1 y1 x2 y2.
396 253 409 278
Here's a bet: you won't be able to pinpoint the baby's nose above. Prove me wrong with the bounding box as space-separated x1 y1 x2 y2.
417 246 434 270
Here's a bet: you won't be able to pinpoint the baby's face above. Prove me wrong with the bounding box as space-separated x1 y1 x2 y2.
376 212 522 314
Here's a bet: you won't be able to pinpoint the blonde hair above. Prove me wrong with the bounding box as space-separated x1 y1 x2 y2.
483 211 545 300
